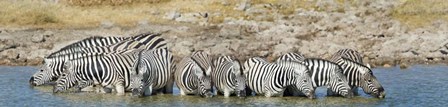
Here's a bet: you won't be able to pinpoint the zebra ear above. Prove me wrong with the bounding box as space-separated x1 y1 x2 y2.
231 61 242 75
194 66 205 78
205 66 212 76
366 63 372 69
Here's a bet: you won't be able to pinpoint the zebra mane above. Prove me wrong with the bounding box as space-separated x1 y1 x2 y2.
339 57 372 74
330 49 364 63
305 58 344 73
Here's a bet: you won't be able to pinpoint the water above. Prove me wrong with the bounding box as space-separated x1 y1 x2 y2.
1 65 447 106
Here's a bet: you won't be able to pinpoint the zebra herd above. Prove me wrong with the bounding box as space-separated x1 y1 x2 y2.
29 32 385 99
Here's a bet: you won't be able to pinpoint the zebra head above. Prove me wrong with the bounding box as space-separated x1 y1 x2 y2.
130 58 151 97
290 62 315 99
193 63 213 98
339 58 385 98
30 58 61 86
53 62 75 93
329 68 354 98
230 60 246 97
361 70 385 98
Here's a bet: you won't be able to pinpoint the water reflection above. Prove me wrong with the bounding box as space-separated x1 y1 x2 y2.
1 65 447 106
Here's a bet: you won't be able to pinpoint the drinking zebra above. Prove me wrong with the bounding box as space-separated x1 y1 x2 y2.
53 50 142 95
129 48 174 97
242 57 315 98
211 56 246 97
275 52 307 96
30 32 167 86
174 51 214 97
328 49 385 98
303 58 354 98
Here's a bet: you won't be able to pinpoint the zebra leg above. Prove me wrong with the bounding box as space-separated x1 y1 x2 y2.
216 91 224 95
115 81 125 96
223 91 231 97
352 87 359 96
179 89 187 96
283 86 295 96
264 91 273 97
164 77 174 94
144 86 153 96
245 87 253 96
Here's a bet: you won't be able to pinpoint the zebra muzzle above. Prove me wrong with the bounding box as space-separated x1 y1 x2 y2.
236 90 246 98
29 77 36 86
132 88 144 97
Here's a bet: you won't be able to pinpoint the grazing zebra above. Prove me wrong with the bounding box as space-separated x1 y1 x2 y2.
30 32 167 86
174 51 214 97
45 36 128 58
242 57 315 98
129 48 174 97
211 56 246 97
303 58 354 98
53 50 141 95
328 49 385 98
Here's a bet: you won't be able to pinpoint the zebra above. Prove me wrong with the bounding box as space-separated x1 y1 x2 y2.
30 32 167 86
275 52 307 96
129 48 174 97
174 51 214 97
211 56 246 97
242 57 315 98
303 58 354 98
45 36 128 58
53 50 142 95
30 52 106 86
46 32 167 58
328 49 385 98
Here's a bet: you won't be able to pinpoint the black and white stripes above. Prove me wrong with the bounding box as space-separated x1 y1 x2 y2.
174 51 214 97
211 56 246 97
129 48 174 97
329 49 385 98
243 57 315 98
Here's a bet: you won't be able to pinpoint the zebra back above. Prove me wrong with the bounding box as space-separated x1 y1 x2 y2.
46 36 128 58
191 51 214 76
328 49 364 65
276 52 306 62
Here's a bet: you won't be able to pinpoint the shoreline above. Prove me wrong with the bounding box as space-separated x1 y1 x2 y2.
1 0 448 68
0 26 447 68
